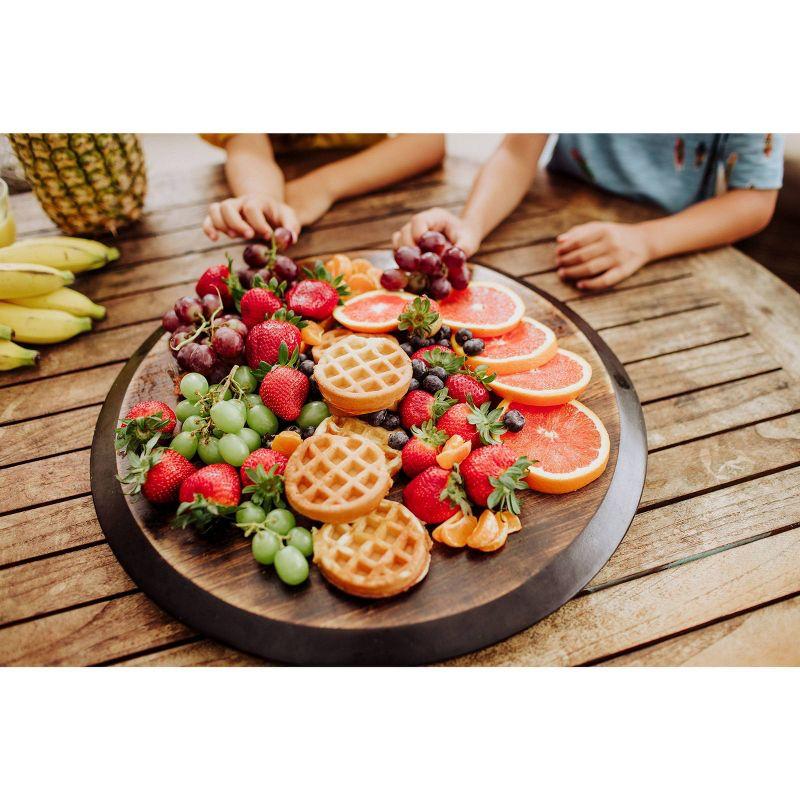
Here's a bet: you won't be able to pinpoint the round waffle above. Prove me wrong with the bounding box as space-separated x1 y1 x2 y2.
314 334 412 415
311 328 394 362
284 432 392 523
313 500 432 598
316 415 402 476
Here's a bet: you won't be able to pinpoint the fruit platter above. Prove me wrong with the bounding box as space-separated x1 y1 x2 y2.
91 234 646 665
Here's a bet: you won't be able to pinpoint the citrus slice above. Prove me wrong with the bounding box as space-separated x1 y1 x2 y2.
492 349 592 405
436 281 525 337
500 400 610 493
452 316 557 375
332 289 414 333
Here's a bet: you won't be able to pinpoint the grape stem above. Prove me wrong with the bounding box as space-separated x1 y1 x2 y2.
171 290 224 351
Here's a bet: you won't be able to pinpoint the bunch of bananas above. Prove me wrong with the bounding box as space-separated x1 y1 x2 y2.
0 236 118 370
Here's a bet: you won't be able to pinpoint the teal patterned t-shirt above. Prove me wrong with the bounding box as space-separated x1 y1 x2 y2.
548 134 784 213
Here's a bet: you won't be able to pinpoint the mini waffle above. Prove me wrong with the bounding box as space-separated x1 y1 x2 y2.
284 432 391 523
314 334 412 415
316 415 402 476
313 500 431 598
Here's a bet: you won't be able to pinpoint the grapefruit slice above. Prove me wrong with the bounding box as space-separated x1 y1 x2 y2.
500 400 610 493
452 316 557 375
436 281 524 337
492 349 592 405
332 289 414 333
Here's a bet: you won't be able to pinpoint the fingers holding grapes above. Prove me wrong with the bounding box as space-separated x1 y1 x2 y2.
202 195 301 243
392 207 480 257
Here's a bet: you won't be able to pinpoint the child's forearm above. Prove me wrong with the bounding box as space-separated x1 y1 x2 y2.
224 134 285 199
300 134 445 202
641 189 778 261
461 134 549 242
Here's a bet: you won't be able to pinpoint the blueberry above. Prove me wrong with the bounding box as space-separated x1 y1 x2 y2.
455 328 473 345
388 430 410 449
503 410 525 432
422 374 445 393
383 411 401 430
298 359 315 377
429 366 447 382
411 358 428 380
301 426 316 439
400 342 414 357
463 338 485 356
364 409 387 427
409 335 427 351
438 325 451 340
283 424 301 435
261 434 275 447
436 337 451 348
307 377 320 398
408 378 420 392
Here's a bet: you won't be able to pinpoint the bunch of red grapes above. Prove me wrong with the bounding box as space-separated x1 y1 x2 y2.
381 232 468 300
238 227 297 287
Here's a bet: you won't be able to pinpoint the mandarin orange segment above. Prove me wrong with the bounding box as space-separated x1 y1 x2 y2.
466 509 501 549
301 320 325 346
271 430 303 455
431 509 477 548
436 434 472 469
496 510 522 535
325 254 351 276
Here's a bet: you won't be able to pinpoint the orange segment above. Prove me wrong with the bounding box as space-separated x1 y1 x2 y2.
492 349 592 405
271 430 303 455
436 434 471 469
332 289 414 333
501 400 610 493
432 509 477 548
436 280 524 337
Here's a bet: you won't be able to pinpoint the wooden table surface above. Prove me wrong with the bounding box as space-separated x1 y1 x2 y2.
2 151 799 667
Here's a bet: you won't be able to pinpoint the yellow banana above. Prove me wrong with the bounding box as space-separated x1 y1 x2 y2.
0 263 75 299
0 339 39 370
11 287 106 320
0 323 12 340
0 302 92 344
0 236 120 273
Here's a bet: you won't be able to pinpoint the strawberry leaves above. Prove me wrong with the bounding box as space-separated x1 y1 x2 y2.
271 307 307 329
398 296 440 338
303 260 350 300
431 388 456 420
411 419 448 447
117 435 163 493
252 343 301 379
467 400 507 445
439 464 472 516
115 414 170 455
175 494 237 536
487 457 532 514
241 463 286 514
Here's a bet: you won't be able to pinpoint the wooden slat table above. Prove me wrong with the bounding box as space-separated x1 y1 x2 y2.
2 151 799 667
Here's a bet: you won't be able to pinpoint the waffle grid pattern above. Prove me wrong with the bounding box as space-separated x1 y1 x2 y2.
316 416 402 476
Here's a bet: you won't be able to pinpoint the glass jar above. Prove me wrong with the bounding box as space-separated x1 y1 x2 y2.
0 179 16 247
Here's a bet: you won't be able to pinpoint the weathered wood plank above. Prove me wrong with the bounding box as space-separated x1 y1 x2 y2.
0 496 103 567
94 281 195 332
0 450 90 514
120 639 263 667
479 243 557 277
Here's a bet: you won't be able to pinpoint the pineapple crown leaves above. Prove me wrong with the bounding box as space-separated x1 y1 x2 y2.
241 464 287 513
398 295 441 338
424 348 465 375
270 306 307 329
175 494 237 536
467 400 508 446
439 464 472 516
431 387 457 421
302 260 351 300
116 436 164 494
114 413 169 454
411 419 448 448
252 343 301 380
487 456 533 515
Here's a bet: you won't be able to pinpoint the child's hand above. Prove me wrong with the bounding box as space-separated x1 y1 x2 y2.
555 222 653 290
202 194 301 242
392 208 481 256
285 176 335 227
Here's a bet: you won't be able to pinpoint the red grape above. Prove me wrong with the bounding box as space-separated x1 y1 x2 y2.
394 246 421 272
201 292 223 317
207 361 230 384
418 251 443 276
237 268 256 289
243 244 272 269
273 227 295 251
174 296 203 324
443 246 466 270
406 272 429 294
169 330 191 354
211 326 244 360
188 343 217 375
273 255 299 282
176 341 199 371
419 231 448 256
380 269 409 291
161 309 180 332
254 268 273 284
448 263 470 290
224 318 248 337
429 276 453 300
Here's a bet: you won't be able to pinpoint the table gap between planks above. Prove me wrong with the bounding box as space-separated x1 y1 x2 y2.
1 152 800 667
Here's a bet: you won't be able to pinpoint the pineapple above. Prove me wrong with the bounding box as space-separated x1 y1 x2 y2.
8 134 147 236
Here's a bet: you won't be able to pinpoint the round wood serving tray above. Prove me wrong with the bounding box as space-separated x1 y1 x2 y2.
91 253 647 665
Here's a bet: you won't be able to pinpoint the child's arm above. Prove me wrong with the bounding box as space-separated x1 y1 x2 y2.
202 134 300 242
285 134 445 226
556 189 778 290
392 134 549 254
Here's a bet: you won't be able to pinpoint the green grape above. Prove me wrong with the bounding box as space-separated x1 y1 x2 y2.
236 502 267 525
176 399 200 422
229 398 247 418
233 365 257 393
243 393 263 409
252 529 281 565
211 400 246 434
170 431 198 459
286 526 313 557
209 383 232 400
274 545 309 585
297 401 330 430
246 404 278 436
237 428 261 452
182 415 205 433
197 437 223 464
180 372 208 403
219 433 249 467
265 508 296 535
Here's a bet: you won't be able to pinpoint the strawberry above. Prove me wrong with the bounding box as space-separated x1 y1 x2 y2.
423 349 495 405
115 400 177 453
240 287 282 329
411 343 453 362
437 400 507 447
436 403 479 446
403 465 470 524
245 312 303 368
240 449 288 511
399 388 454 430
176 463 242 534
196 263 232 307
445 373 490 405
402 420 448 477
397 296 441 339
119 446 197 504
240 448 288 486
460 445 531 513
286 280 339 321
258 346 309 421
